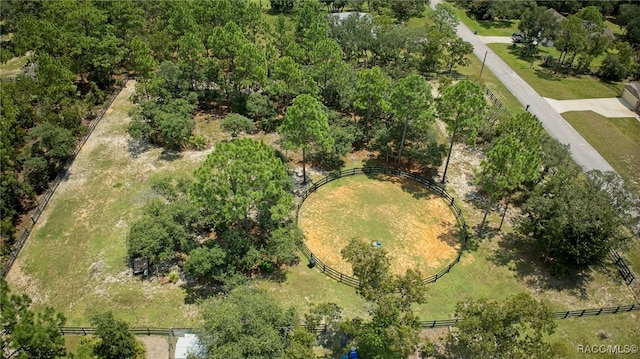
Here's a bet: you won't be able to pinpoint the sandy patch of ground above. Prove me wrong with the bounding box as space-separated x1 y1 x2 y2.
5 256 49 304
138 335 169 359
299 175 460 277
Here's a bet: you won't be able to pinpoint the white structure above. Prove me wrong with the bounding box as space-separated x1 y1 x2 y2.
621 83 640 113
328 11 373 24
175 333 205 359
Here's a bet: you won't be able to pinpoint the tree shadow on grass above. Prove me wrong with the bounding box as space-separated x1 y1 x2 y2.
534 68 563 82
360 159 441 200
159 149 183 162
473 16 515 30
488 233 597 299
183 282 225 304
437 226 467 250
127 138 152 159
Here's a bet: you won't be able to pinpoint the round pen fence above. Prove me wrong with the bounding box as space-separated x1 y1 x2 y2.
296 166 469 288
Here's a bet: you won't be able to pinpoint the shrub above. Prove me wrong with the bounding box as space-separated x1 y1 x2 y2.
221 113 255 138
598 53 628 82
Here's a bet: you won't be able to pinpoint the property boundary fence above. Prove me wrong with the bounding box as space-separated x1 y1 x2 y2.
482 84 510 115
610 249 640 301
422 72 468 81
0 76 129 278
55 304 640 337
296 167 469 288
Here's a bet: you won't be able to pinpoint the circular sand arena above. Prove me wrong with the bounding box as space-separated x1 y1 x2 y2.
298 172 461 277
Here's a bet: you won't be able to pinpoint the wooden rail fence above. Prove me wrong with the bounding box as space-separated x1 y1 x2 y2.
296 167 469 288
55 304 640 337
1 76 129 277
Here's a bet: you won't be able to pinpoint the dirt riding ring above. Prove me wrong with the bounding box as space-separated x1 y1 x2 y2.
296 167 468 287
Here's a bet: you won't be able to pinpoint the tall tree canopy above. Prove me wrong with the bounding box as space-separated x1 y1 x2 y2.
0 277 67 359
340 238 429 359
445 293 557 359
91 311 141 359
196 286 303 359
437 80 487 183
192 138 293 232
351 66 390 141
476 112 543 230
279 94 333 183
517 169 638 275
389 74 435 166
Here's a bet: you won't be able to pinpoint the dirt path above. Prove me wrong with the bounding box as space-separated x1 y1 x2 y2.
138 336 170 359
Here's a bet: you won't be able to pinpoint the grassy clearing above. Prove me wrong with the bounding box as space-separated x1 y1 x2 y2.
487 43 622 99
299 174 459 276
562 111 640 192
621 241 640 279
552 315 640 359
257 257 368 319
0 53 29 77
451 6 519 36
6 82 206 327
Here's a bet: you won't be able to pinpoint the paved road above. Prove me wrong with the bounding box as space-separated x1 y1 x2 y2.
431 0 614 172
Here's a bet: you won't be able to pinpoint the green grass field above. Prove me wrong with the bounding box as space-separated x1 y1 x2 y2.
487 43 622 100
6 82 204 327
562 111 640 192
451 6 520 36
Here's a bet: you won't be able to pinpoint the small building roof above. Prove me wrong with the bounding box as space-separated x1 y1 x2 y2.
175 334 205 359
546 8 566 22
328 12 373 23
624 83 640 99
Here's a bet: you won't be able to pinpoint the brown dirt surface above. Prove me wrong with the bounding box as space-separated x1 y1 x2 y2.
138 335 169 359
299 175 461 277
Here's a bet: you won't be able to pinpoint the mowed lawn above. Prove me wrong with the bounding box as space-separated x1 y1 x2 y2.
487 43 622 100
451 5 520 36
562 111 640 192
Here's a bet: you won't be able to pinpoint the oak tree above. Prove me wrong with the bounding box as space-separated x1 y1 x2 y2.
445 293 556 359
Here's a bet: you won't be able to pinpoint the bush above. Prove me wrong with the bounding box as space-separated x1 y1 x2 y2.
187 134 207 150
221 113 255 138
22 156 51 193
269 0 295 13
168 271 179 283
246 92 278 132
598 53 628 82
